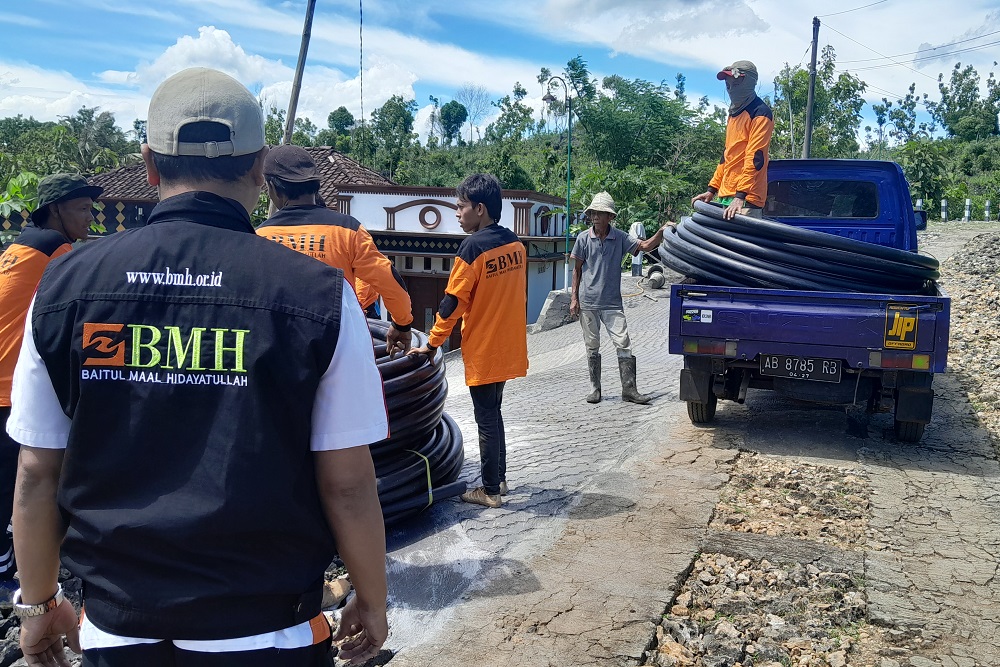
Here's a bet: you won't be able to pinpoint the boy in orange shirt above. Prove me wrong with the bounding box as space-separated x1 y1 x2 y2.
409 174 527 508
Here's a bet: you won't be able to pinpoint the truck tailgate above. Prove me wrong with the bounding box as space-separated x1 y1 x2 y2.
668 283 950 373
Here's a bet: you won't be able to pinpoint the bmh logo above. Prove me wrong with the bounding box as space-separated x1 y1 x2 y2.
82 323 126 366
485 250 524 277
81 322 249 372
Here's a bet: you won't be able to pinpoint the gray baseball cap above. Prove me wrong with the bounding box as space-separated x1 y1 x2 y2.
146 68 265 158
717 60 758 80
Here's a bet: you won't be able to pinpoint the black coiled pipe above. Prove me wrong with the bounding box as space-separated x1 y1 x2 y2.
367 320 466 525
658 201 939 294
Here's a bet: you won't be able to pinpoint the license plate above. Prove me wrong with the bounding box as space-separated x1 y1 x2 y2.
759 355 842 383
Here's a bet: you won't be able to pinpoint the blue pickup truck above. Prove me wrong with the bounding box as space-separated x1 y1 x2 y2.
665 159 949 442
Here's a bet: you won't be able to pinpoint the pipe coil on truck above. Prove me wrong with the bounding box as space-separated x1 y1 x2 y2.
658 201 939 294
367 320 466 525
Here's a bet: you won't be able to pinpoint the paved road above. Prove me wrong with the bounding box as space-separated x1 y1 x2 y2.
380 224 1000 667
383 276 730 666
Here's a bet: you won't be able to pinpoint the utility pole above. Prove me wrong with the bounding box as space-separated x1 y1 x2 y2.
283 0 317 145
802 16 820 159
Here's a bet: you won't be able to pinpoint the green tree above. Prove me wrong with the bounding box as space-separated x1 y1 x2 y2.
484 83 535 143
440 101 468 146
480 83 537 189
371 95 417 180
328 107 355 135
0 171 39 219
59 106 133 174
291 117 318 146
771 47 867 158
264 107 286 146
925 63 1000 141
898 139 948 204
316 107 355 150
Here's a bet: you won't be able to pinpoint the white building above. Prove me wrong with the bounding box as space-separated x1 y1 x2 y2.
86 148 575 350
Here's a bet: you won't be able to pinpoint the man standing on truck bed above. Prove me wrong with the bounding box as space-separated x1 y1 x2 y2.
692 60 774 220
258 144 414 355
570 192 667 405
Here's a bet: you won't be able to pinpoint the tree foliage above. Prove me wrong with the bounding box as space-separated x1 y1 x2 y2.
371 95 417 181
771 47 867 158
439 101 468 146
926 63 1000 142
4 51 1000 231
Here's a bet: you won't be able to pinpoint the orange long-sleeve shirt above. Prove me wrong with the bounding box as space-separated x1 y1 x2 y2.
257 205 413 327
429 224 528 387
354 278 379 310
0 226 72 406
709 96 774 208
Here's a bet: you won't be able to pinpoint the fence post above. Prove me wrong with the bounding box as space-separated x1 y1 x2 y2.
963 198 971 222
986 200 992 223
941 199 947 222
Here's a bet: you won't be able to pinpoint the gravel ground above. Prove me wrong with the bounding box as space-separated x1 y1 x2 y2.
645 230 1000 667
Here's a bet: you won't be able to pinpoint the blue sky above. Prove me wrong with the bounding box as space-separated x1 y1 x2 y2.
1 0 998 143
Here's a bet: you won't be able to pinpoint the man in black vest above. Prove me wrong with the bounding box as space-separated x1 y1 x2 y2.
9 68 389 667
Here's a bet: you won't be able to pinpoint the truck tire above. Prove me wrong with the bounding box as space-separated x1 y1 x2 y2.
687 394 717 424
894 419 925 443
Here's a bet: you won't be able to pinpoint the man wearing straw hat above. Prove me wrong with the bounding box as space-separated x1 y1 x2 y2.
570 191 666 405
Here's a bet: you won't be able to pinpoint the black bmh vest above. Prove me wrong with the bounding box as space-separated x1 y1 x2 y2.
32 192 345 639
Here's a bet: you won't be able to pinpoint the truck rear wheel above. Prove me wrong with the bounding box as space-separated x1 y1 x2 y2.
687 394 717 424
894 419 925 443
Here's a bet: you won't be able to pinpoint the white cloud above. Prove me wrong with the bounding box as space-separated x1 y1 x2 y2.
0 61 146 122
260 60 417 128
170 0 549 97
97 26 292 91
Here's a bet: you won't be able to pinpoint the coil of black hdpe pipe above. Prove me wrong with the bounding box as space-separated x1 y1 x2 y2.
657 201 939 294
368 320 466 525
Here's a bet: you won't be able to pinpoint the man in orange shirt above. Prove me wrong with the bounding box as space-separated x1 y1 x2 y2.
0 173 101 596
257 145 414 355
692 60 773 220
409 174 527 508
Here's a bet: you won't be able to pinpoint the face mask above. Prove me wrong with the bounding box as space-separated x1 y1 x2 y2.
725 72 758 116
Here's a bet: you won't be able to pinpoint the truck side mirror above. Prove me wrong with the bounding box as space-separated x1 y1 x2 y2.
914 209 927 230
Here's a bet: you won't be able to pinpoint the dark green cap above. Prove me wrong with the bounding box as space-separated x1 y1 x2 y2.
35 173 104 211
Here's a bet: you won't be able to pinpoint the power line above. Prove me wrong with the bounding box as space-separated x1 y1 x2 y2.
817 0 888 18
834 70 907 100
848 38 1000 72
824 22 938 82
839 28 1000 63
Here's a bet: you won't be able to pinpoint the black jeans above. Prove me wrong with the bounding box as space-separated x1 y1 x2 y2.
469 382 506 496
82 639 332 666
0 407 17 579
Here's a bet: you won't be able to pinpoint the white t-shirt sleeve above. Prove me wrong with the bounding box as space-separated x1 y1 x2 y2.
6 298 71 448
310 279 389 451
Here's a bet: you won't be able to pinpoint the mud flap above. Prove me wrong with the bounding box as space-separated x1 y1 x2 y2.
895 373 934 424
680 356 714 403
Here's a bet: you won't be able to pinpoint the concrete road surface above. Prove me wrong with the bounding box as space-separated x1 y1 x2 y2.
382 275 725 666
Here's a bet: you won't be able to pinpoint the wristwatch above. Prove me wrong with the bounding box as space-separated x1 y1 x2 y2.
12 584 64 618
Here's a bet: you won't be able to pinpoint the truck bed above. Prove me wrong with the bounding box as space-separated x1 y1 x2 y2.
668 283 950 374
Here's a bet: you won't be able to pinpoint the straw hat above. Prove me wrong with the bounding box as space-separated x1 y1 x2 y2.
585 191 617 216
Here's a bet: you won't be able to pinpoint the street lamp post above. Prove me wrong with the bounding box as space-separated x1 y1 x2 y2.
542 77 572 291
